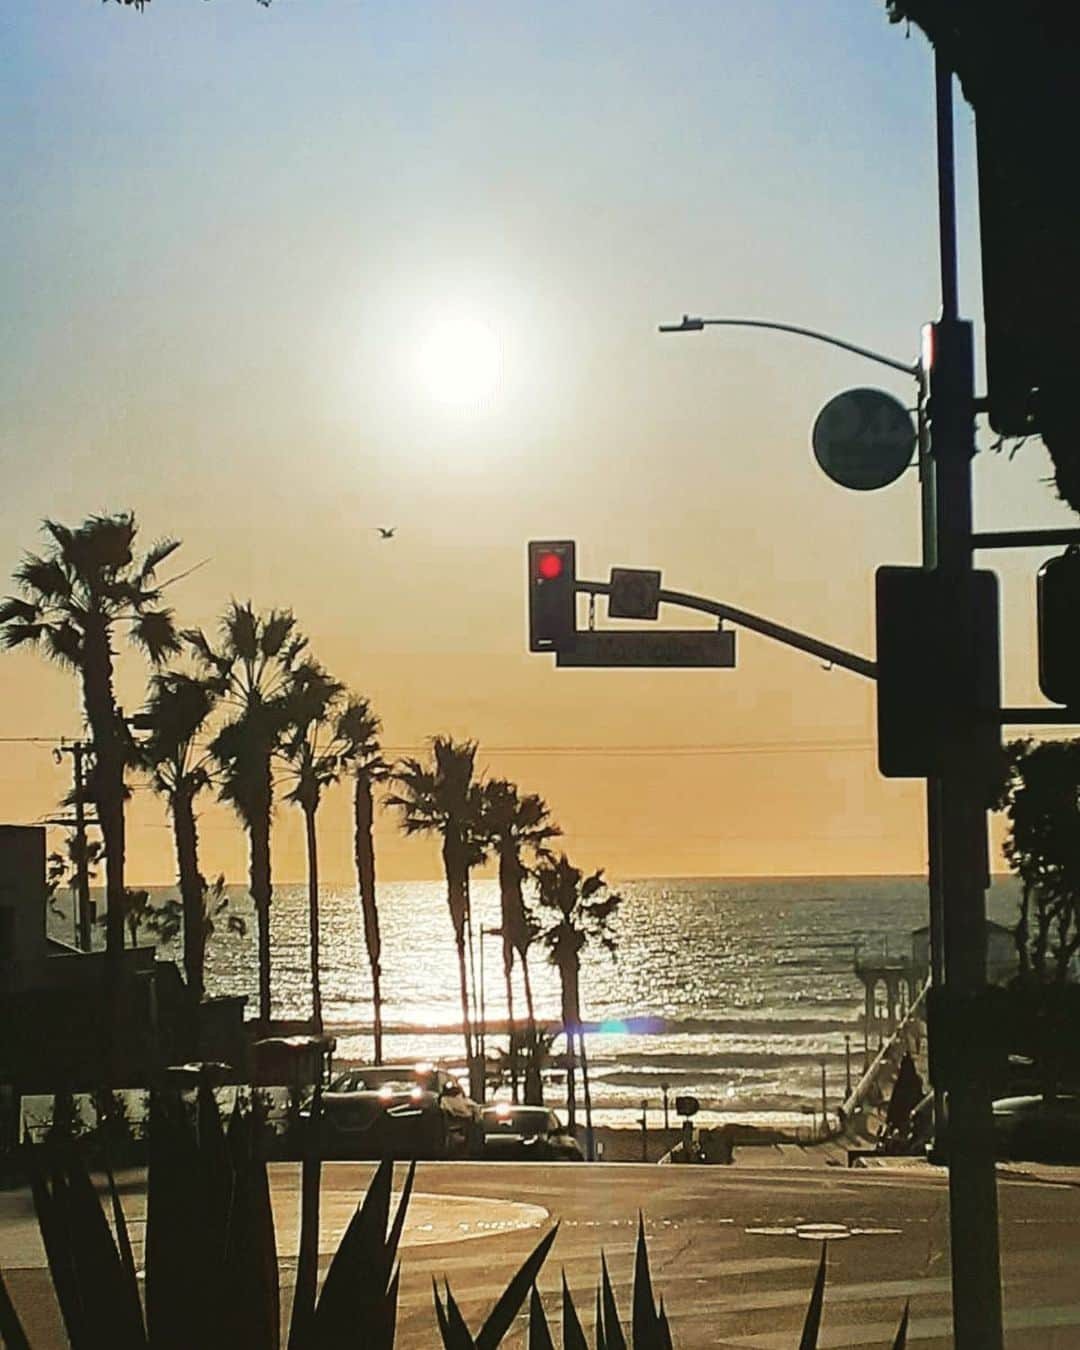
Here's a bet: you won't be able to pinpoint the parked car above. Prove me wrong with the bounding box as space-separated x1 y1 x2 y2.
992 1094 1080 1163
480 1104 584 1161
308 1063 482 1160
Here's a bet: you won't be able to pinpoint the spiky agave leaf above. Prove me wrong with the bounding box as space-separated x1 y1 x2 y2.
57 1145 146 1350
312 1156 404 1348
0 1263 31 1350
440 1281 477 1350
221 1102 280 1350
474 1223 559 1350
600 1251 627 1350
656 1297 673 1350
892 1300 910 1349
595 1283 607 1350
561 1271 589 1350
631 1212 665 1348
146 1091 213 1349
288 1085 322 1350
797 1244 828 1350
24 1137 82 1347
102 1159 138 1295
528 1284 555 1350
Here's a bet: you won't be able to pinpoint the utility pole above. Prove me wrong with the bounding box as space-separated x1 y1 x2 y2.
53 739 95 952
927 52 1004 1350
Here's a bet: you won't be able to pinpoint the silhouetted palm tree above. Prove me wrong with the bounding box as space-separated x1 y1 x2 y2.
186 602 307 1024
0 514 181 968
480 780 560 1101
136 671 217 1003
281 661 346 1033
535 854 622 1135
386 736 487 1096
337 697 391 1063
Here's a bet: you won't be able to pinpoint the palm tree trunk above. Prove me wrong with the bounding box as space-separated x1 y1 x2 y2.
455 934 474 1074
443 838 475 1084
497 842 523 1102
171 785 206 1004
465 875 481 1092
504 959 518 1103
249 800 273 1025
560 956 579 1130
578 1026 595 1162
304 804 322 1033
353 776 383 1064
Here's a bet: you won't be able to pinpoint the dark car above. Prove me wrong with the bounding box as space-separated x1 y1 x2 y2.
311 1063 482 1160
992 1094 1080 1163
481 1104 584 1161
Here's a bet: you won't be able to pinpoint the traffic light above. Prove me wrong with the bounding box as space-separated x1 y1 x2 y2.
875 566 1000 788
1037 548 1080 707
888 3 1080 506
528 540 577 652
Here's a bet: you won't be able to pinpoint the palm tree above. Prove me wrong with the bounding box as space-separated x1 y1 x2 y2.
480 780 560 1101
136 671 217 1003
280 661 346 1033
535 854 622 1139
0 514 181 968
186 602 308 1025
336 697 391 1064
386 736 487 1098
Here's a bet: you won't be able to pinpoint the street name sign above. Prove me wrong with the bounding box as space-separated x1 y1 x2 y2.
812 387 915 491
556 629 735 668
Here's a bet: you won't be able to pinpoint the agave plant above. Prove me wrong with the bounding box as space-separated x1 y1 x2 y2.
0 1090 912 1350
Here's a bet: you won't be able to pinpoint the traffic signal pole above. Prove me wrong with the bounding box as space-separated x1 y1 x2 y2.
928 53 1004 1350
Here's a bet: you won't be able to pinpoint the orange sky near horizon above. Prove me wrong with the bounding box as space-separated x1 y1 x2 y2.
1 2 1076 887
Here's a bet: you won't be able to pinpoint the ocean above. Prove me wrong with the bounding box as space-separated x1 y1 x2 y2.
50 875 1022 1129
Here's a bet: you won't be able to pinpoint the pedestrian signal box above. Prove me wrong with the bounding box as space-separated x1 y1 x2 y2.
1037 548 1080 707
528 540 576 652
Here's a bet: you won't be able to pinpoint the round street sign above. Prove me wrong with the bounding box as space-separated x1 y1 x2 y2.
812 387 916 491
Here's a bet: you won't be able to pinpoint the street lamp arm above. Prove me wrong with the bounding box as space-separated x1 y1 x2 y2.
577 579 877 681
658 315 919 378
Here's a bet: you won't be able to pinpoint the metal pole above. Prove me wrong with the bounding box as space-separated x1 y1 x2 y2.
931 52 1004 1350
479 925 487 1090
820 1060 827 1137
68 741 93 952
845 1034 852 1098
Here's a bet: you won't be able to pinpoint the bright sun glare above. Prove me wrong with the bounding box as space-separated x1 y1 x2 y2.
416 317 502 408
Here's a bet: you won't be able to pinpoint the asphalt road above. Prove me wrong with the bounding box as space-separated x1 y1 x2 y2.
3 1157 1079 1347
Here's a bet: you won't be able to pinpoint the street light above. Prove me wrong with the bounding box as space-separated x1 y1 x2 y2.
658 315 921 379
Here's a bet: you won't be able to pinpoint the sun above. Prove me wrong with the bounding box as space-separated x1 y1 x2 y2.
416 317 502 409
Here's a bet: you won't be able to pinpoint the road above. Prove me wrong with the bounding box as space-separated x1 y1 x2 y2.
2 1155 1079 1346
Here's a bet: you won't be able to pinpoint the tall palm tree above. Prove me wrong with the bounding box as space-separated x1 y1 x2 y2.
0 514 181 967
336 697 391 1064
480 779 560 1101
535 854 622 1137
186 602 308 1025
386 736 487 1098
136 671 216 1003
281 661 346 1033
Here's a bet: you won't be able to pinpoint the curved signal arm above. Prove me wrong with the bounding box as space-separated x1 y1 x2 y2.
575 580 877 681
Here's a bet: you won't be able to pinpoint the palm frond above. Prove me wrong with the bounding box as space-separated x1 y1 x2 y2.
0 620 44 651
14 554 71 603
138 537 182 584
131 609 181 664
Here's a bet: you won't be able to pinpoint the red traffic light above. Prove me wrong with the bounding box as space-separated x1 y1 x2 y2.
537 551 563 580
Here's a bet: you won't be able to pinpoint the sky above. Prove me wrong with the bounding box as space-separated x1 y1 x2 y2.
1 0 1076 886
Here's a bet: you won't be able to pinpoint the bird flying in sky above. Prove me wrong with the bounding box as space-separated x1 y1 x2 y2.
374 527 396 539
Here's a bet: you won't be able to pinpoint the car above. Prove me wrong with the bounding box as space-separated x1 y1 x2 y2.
480 1103 584 1161
991 1094 1080 1163
309 1063 483 1160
